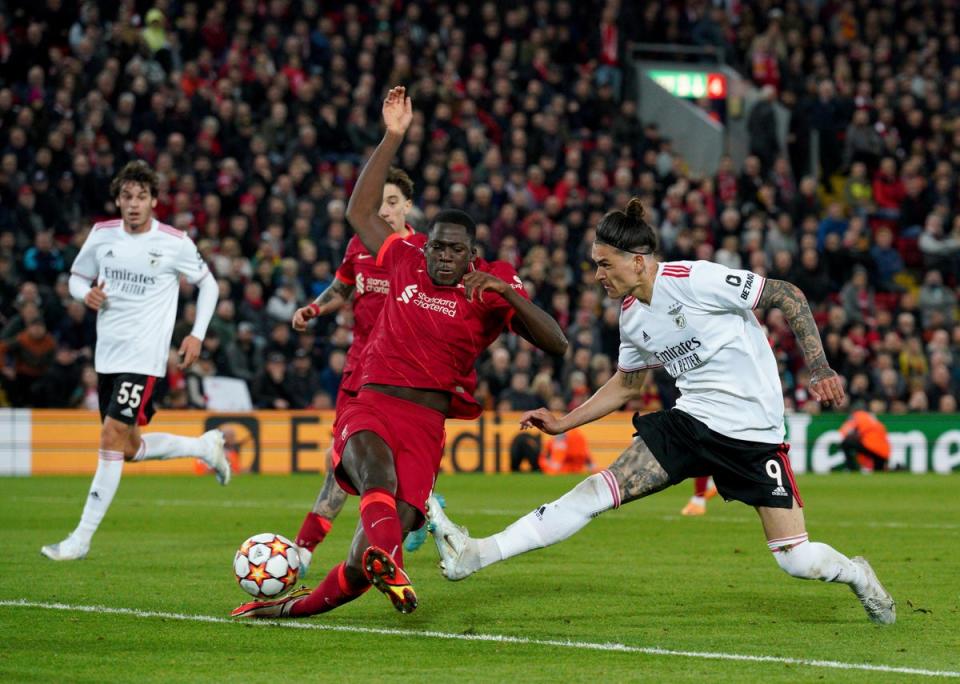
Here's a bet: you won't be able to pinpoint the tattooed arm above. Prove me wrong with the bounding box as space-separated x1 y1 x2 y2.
757 279 845 405
520 369 649 435
291 278 356 331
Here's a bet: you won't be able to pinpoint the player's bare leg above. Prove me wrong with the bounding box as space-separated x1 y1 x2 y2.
757 501 895 624
41 417 228 561
294 448 349 577
430 436 670 580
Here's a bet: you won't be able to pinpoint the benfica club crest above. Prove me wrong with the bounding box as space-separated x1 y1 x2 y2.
669 302 686 329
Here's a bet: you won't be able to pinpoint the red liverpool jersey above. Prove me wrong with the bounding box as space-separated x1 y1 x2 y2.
357 233 528 419
335 229 427 391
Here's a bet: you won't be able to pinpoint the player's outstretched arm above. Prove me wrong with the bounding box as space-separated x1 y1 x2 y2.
521 369 647 434
345 86 412 257
292 279 355 331
757 279 845 405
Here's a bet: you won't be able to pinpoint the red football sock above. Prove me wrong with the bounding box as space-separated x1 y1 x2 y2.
359 487 404 567
693 477 710 498
289 562 370 617
296 512 333 551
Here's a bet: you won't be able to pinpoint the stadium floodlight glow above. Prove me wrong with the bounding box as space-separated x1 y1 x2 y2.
646 70 727 100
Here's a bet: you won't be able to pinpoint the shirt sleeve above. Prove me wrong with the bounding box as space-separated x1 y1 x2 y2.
687 260 766 312
375 233 419 271
174 236 212 284
335 237 359 285
69 230 100 282
481 261 530 331
617 337 661 373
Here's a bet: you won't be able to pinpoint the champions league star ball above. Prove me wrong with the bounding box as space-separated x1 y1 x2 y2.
234 533 301 598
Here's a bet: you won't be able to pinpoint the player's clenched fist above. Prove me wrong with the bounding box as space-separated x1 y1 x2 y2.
292 303 321 331
84 281 108 311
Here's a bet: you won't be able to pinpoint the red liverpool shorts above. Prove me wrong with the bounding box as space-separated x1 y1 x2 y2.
331 388 445 521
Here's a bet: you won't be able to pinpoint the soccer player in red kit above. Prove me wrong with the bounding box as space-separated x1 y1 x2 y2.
232 86 568 619
289 168 429 576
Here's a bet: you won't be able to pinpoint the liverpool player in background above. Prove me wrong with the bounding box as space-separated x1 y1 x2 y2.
429 198 896 625
41 161 229 562
289 168 438 577
232 86 567 618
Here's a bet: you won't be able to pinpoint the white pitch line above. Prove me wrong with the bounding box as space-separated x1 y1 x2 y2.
1 599 957 678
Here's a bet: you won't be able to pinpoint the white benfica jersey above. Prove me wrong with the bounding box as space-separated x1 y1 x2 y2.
70 218 211 377
618 260 784 444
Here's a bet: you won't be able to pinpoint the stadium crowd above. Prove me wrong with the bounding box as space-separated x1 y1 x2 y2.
0 0 958 416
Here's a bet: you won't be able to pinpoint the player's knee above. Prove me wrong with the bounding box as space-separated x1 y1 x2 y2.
771 540 818 579
100 419 131 452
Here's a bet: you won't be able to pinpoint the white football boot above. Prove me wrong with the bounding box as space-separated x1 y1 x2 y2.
200 430 230 485
426 495 481 581
850 556 896 624
40 535 89 561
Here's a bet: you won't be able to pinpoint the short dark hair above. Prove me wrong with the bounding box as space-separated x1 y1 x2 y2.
386 167 415 200
595 197 658 254
110 160 158 199
430 209 477 243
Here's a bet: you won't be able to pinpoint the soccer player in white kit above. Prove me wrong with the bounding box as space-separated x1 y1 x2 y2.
428 198 896 624
41 161 230 561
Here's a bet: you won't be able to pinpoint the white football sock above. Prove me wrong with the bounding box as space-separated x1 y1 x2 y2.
481 471 620 567
689 495 706 506
72 450 124 545
769 534 866 589
135 433 209 461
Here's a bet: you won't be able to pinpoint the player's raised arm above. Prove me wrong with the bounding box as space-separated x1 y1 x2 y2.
345 86 412 257
756 279 844 405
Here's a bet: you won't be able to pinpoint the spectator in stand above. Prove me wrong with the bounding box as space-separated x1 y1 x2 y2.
918 214 960 276
843 162 874 217
252 352 295 410
287 348 320 410
747 85 780 173
0 316 55 405
918 271 957 328
872 158 905 220
870 227 905 293
843 110 883 173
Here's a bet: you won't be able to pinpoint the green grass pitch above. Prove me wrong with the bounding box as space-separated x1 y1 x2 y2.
2 472 958 682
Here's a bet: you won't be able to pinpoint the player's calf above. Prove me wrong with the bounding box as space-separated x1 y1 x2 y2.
768 533 895 624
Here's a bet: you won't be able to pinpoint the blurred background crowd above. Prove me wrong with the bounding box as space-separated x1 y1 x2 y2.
0 0 958 416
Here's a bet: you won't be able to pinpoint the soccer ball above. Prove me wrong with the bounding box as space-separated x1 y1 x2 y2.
233 533 301 598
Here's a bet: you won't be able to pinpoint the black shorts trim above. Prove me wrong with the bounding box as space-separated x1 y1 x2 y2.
632 409 802 509
97 373 159 426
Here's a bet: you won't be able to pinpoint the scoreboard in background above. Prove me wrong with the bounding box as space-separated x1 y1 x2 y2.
646 69 728 100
